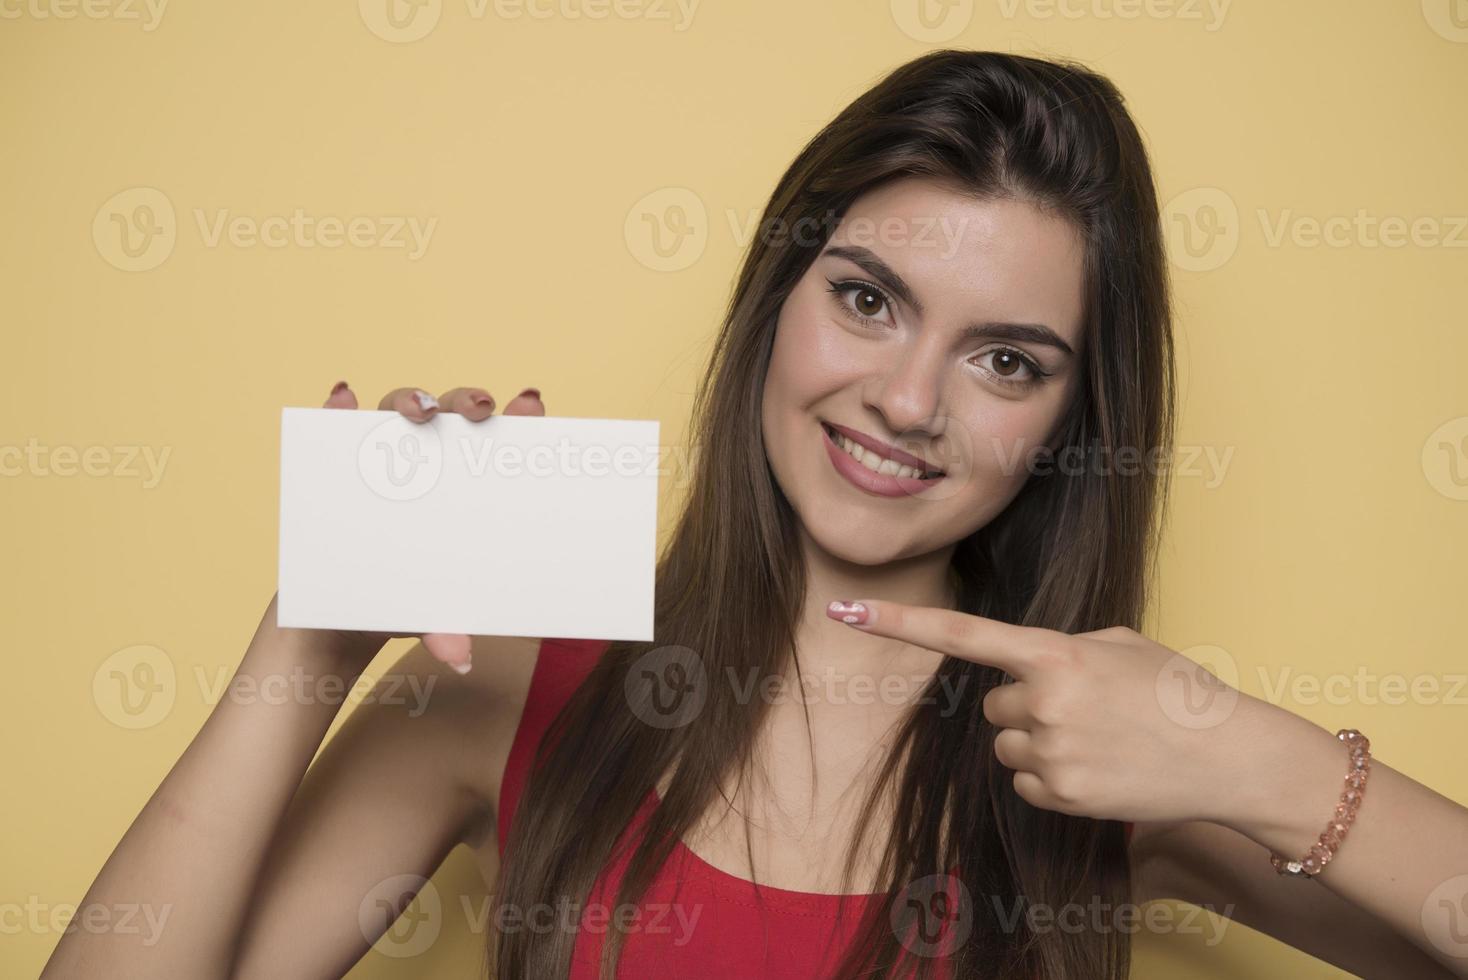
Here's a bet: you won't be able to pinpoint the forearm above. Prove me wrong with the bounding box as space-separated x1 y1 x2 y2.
42 596 369 980
1215 704 1468 977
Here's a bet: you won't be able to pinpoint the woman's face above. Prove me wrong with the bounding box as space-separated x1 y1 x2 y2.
761 177 1088 567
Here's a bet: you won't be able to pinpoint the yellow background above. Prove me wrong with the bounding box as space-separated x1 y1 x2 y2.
4 1 1467 976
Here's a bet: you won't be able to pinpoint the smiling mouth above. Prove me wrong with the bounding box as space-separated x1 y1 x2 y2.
820 421 946 480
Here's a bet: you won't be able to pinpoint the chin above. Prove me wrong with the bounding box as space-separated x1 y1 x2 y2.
801 512 918 567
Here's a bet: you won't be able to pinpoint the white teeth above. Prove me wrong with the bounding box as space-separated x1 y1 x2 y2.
833 430 930 480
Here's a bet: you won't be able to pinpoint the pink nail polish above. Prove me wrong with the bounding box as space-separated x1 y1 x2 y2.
516 387 541 401
827 600 869 626
330 380 349 395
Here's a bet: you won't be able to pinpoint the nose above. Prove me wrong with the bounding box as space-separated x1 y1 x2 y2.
861 340 947 441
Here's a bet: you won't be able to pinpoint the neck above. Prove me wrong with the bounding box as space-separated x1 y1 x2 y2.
790 523 958 679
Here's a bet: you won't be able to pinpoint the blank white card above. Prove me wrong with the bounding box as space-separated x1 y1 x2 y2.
277 407 659 641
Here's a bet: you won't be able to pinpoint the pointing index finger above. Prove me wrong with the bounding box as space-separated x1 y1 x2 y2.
825 598 1042 679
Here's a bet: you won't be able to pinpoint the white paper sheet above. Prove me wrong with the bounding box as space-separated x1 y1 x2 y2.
277 407 659 641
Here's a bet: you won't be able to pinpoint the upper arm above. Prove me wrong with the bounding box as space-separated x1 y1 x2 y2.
1131 818 1451 978
230 635 540 980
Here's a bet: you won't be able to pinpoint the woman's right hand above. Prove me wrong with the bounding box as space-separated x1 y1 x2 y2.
311 379 546 675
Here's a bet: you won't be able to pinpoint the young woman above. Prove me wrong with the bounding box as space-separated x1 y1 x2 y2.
45 49 1468 980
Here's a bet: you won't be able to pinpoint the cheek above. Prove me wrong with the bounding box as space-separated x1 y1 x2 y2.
951 394 1069 493
766 296 863 406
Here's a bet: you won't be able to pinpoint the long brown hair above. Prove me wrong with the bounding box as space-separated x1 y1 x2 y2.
491 48 1175 979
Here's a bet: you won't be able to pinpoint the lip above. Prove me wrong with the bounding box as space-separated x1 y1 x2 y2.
821 422 946 498
823 420 943 474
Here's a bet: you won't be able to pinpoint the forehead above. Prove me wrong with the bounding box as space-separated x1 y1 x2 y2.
826 177 1088 350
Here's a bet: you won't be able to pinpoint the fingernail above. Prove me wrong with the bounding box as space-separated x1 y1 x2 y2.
827 600 869 626
472 391 495 409
330 380 349 395
516 387 541 401
450 660 472 675
413 389 439 412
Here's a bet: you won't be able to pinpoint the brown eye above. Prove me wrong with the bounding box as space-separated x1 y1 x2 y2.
826 278 896 327
853 288 885 317
991 350 1022 377
973 347 1049 389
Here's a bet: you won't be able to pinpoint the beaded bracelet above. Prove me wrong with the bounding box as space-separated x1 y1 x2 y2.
1269 728 1371 879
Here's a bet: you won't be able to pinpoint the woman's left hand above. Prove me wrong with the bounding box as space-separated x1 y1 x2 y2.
826 597 1301 826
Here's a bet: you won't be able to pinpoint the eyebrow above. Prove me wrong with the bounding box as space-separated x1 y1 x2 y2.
820 244 1076 357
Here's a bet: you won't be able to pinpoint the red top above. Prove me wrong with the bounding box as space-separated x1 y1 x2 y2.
497 637 1134 978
